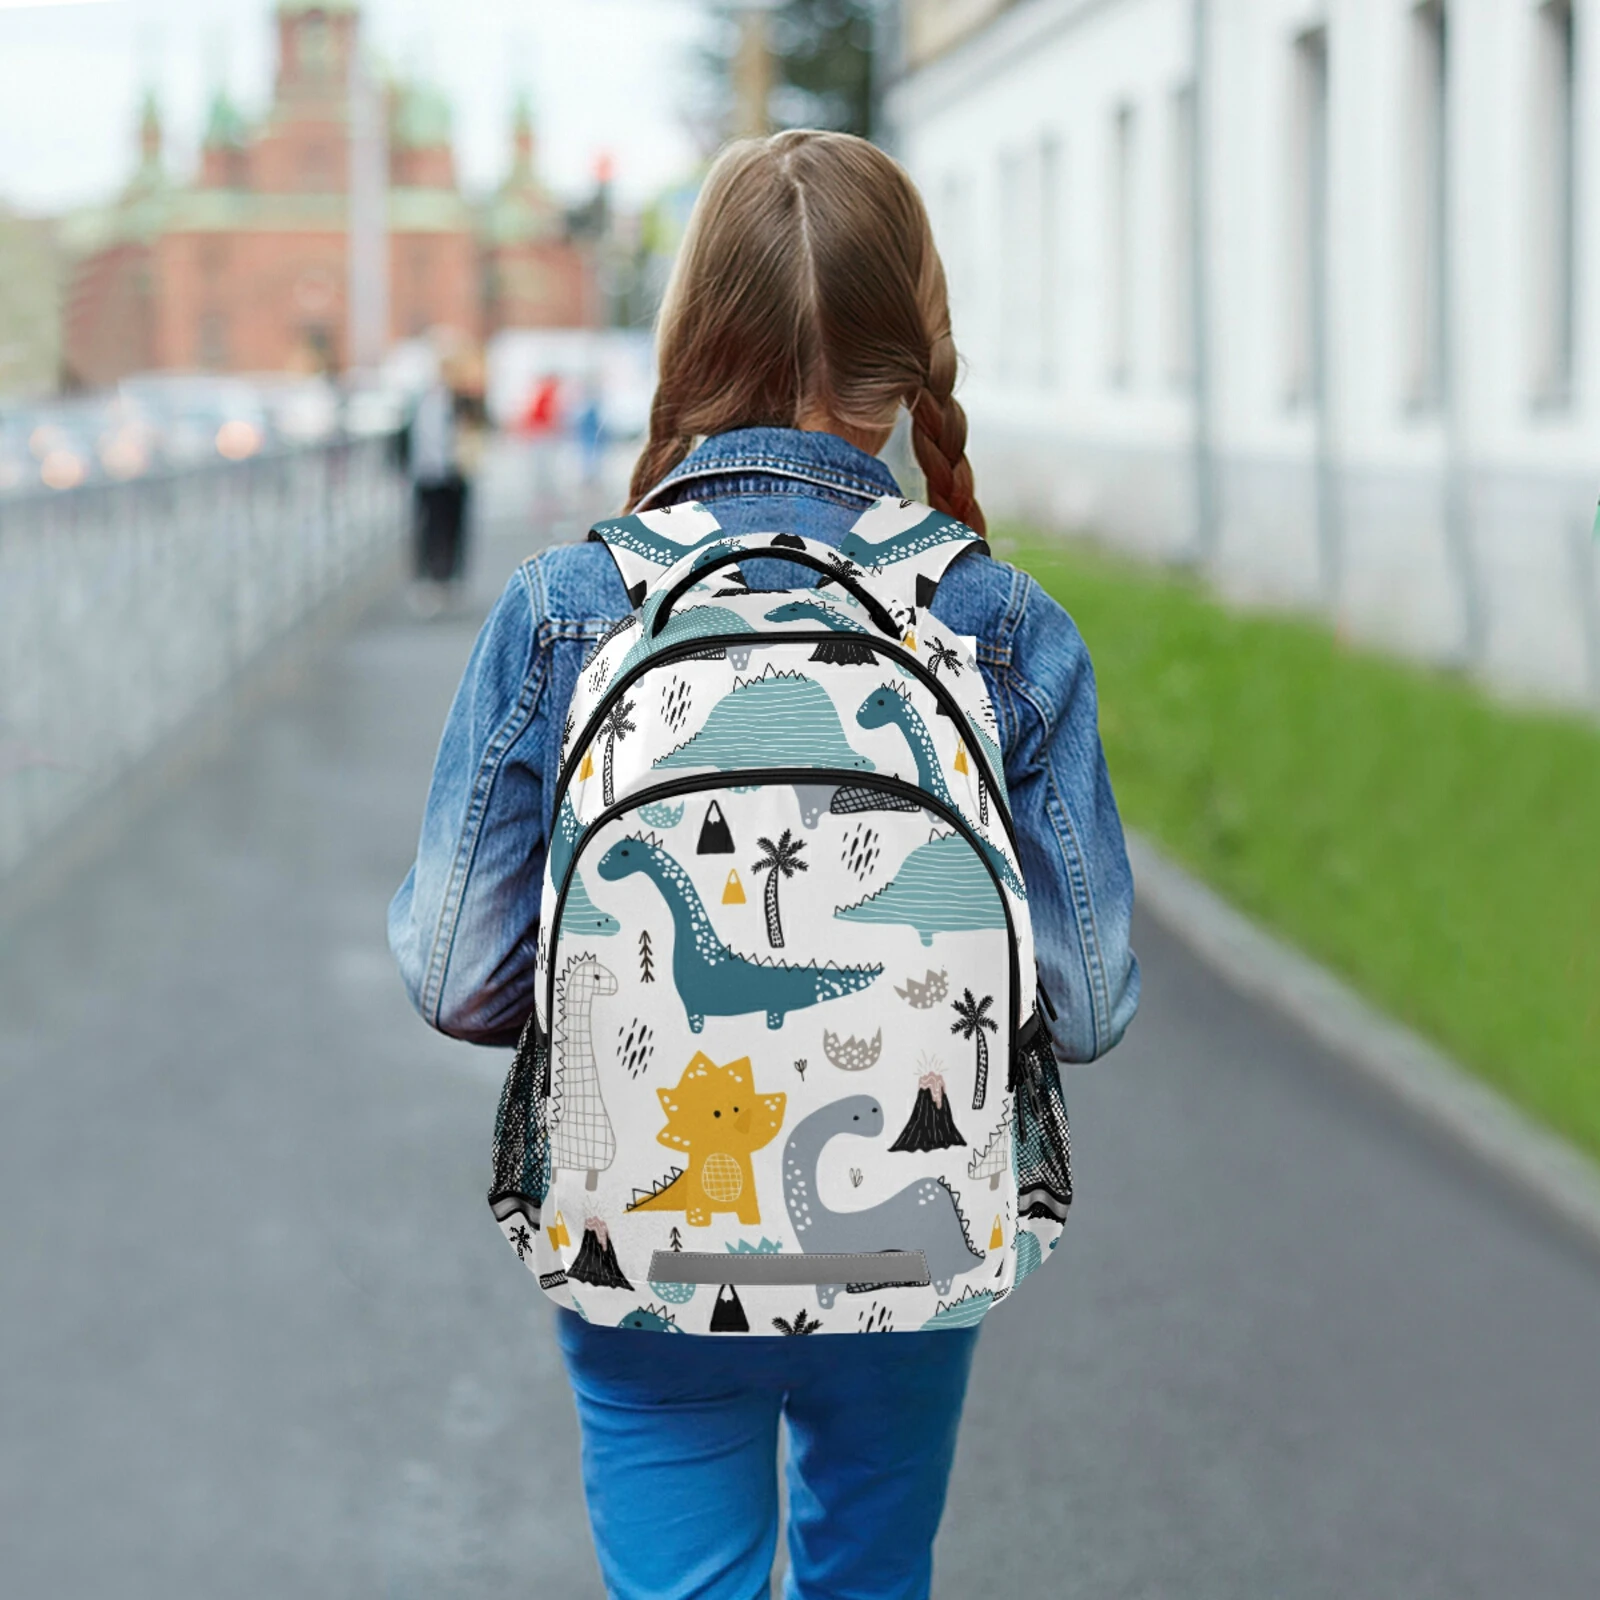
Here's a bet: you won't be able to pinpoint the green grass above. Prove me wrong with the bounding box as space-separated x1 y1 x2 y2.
997 528 1600 1163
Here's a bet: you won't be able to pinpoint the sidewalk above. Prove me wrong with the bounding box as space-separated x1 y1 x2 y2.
3 448 1598 1597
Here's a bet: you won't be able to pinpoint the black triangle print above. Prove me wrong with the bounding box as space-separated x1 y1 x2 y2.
916 573 939 608
769 533 806 549
710 1283 750 1332
627 580 648 608
697 800 735 854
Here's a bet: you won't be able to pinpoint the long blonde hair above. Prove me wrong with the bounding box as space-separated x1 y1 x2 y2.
628 129 984 533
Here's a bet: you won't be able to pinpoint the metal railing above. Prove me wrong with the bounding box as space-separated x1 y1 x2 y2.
0 437 406 883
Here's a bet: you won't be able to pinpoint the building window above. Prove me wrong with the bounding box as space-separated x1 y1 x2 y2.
997 149 1023 383
1285 28 1328 408
1038 134 1060 388
408 243 430 337
1529 0 1576 408
199 238 228 280
1107 102 1136 388
1166 82 1196 388
1403 1 1448 411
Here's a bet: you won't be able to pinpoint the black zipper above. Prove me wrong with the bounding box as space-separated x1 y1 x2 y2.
552 629 1021 867
541 768 1020 1098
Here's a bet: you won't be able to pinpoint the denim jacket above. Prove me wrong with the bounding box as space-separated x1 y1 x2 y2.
389 427 1139 1062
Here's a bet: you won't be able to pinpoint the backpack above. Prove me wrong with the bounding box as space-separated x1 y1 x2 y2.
488 497 1074 1335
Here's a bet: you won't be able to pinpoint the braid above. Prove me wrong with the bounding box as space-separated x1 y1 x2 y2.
910 330 985 534
626 388 693 512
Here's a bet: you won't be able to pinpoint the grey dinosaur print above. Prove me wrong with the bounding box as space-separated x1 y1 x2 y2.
596 835 881 1030
781 1095 985 1308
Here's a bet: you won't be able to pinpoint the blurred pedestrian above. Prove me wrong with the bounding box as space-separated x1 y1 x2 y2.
517 371 563 514
406 342 483 616
390 131 1139 1599
573 378 605 489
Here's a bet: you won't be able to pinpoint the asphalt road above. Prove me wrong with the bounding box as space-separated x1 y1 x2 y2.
4 446 1598 1598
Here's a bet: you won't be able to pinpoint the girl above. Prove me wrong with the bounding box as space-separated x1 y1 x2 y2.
391 130 1139 1600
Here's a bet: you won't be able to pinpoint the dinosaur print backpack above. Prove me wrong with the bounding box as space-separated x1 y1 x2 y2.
488 497 1075 1335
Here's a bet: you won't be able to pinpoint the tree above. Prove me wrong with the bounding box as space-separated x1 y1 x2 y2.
772 1308 823 1335
951 989 999 1109
752 828 808 948
695 0 878 148
639 929 656 983
770 0 876 136
648 1224 697 1304
926 639 962 678
889 1068 966 1152
599 696 637 806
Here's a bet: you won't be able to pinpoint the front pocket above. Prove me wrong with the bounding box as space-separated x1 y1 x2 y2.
1011 1011 1073 1223
544 767 1021 1050
488 1009 551 1228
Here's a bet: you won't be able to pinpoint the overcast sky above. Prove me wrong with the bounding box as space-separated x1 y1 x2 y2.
0 0 712 214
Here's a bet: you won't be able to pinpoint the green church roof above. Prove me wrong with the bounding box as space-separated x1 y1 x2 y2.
392 81 452 149
204 89 249 149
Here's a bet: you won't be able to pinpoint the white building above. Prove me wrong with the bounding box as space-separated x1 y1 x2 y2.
888 0 1600 708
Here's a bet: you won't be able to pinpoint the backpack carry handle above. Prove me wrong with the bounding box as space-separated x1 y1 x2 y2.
650 547 901 639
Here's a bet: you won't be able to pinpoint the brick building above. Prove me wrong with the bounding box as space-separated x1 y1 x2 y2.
63 1 597 388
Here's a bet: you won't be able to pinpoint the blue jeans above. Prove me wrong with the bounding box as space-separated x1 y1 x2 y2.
556 1310 982 1600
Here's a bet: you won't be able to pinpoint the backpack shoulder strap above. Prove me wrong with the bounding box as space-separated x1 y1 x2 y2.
837 498 987 611
588 503 726 609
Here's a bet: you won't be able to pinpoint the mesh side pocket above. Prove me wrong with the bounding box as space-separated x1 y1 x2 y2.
489 1011 551 1227
1011 1012 1073 1224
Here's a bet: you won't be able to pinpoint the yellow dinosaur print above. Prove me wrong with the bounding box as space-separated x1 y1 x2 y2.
629 1053 786 1227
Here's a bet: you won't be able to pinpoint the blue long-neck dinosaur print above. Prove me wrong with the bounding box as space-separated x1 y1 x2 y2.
549 794 582 889
855 686 1024 898
762 598 880 666
591 518 732 573
839 508 975 571
596 836 881 1030
763 599 869 633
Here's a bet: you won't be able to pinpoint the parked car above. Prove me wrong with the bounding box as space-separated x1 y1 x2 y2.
118 375 268 467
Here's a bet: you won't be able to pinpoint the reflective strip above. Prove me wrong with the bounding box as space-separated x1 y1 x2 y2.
646 1250 930 1287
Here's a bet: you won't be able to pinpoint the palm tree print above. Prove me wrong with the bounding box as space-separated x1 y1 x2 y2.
751 829 808 948
951 989 999 1109
926 639 962 678
772 1308 823 1335
599 697 637 806
510 1223 533 1261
